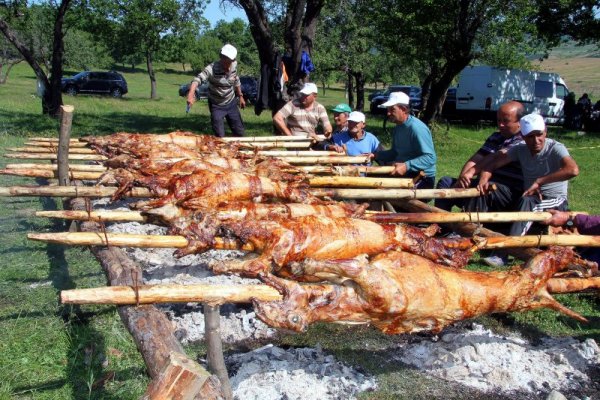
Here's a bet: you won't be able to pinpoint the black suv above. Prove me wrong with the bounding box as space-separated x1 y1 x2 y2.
179 76 258 104
61 71 128 98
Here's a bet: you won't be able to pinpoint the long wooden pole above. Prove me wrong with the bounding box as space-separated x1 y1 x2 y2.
61 284 281 305
8 147 96 154
61 277 600 305
2 170 415 189
25 141 89 148
36 209 585 224
27 231 600 249
5 162 396 176
0 185 484 199
5 163 107 172
5 153 107 160
30 135 325 143
367 211 584 224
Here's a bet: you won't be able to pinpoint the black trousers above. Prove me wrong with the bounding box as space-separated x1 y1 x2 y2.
208 99 245 137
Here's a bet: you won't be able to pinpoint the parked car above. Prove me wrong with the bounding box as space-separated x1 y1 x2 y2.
368 90 384 102
178 76 258 103
61 71 128 98
369 85 422 115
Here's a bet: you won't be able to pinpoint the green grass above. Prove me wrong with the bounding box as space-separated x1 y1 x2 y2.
1 62 600 398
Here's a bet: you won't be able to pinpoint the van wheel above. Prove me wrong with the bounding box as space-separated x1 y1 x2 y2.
111 88 123 98
65 86 77 96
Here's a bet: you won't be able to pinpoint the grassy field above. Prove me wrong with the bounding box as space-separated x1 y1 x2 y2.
1 63 600 399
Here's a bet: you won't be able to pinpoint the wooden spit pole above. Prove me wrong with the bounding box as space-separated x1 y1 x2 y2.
25 141 89 148
5 163 107 172
27 231 600 249
1 170 415 188
4 162 397 176
35 210 586 224
0 185 486 200
8 147 96 154
29 135 325 143
61 277 600 305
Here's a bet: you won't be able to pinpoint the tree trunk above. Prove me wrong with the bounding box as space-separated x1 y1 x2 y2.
47 0 70 117
353 71 365 112
346 71 354 108
420 57 472 125
0 59 20 84
147 51 157 99
238 0 324 97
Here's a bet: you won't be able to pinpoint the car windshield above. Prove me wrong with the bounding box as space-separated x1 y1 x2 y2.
71 72 88 79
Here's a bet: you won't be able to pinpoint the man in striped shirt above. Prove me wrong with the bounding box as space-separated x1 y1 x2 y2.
186 44 246 137
273 82 332 137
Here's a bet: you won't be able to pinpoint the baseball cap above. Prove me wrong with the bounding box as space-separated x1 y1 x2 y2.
520 113 545 136
299 82 318 95
331 103 352 113
220 44 237 60
380 91 410 108
347 111 365 123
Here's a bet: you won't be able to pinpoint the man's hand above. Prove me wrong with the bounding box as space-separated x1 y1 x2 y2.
239 96 246 109
186 82 198 108
476 177 491 194
391 162 407 176
541 209 571 227
328 144 345 153
523 180 542 199
455 173 472 189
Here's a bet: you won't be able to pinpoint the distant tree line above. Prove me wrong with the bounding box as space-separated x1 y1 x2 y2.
1 0 598 121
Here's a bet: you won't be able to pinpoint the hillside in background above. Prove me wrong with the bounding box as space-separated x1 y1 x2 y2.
534 42 600 99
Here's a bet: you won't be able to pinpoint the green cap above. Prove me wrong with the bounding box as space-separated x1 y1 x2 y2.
331 103 352 113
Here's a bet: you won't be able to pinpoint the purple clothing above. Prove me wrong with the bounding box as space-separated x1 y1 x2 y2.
573 214 600 265
574 214 600 235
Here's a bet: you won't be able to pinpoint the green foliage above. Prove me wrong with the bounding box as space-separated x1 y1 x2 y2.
64 29 113 70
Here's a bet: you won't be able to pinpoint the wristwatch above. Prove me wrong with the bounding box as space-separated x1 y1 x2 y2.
565 216 575 228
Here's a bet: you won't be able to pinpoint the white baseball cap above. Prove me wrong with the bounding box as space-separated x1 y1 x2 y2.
299 82 318 95
220 44 237 60
520 113 546 136
347 111 365 123
380 91 410 108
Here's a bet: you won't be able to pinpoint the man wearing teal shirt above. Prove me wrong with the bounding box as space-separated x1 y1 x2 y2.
375 91 437 188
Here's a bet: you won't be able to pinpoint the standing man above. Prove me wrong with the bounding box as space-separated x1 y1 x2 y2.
374 92 437 188
435 101 525 213
478 113 579 266
186 44 246 137
273 82 332 137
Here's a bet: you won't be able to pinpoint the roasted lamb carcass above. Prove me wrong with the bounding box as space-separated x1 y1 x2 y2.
133 168 322 211
143 202 369 256
209 215 477 277
253 247 589 334
83 131 239 156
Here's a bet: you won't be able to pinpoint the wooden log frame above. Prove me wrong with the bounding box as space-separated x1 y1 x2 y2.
68 196 226 399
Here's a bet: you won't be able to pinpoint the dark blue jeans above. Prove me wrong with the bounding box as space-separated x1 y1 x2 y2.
208 99 245 137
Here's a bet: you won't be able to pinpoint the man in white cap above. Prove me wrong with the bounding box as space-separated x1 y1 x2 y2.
477 113 579 266
273 82 332 137
325 111 382 165
186 44 246 137
374 91 437 188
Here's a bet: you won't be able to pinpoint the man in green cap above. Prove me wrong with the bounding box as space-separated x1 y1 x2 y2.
312 103 351 150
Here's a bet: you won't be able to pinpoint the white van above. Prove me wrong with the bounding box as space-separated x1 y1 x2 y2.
455 65 569 124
